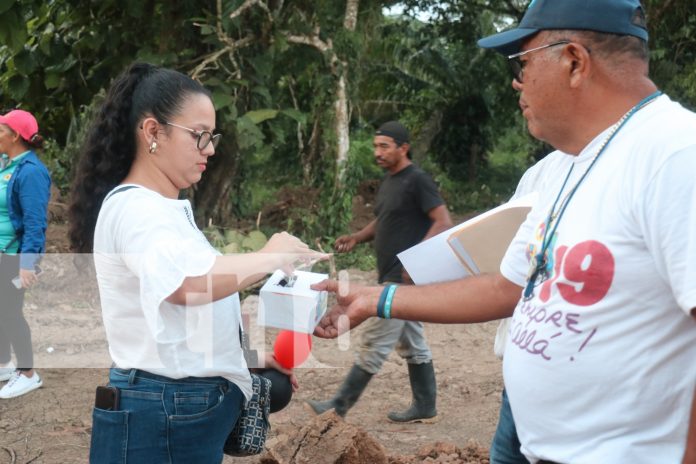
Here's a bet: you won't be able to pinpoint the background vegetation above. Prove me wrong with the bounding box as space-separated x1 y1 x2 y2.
1 0 695 267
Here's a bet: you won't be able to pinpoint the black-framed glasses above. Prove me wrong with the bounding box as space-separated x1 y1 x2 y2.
165 122 221 150
507 41 570 83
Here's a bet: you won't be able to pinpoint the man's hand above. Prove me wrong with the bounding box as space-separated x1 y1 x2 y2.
334 234 357 253
311 279 381 338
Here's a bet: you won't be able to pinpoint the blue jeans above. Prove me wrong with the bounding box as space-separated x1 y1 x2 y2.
490 389 529 464
89 368 243 464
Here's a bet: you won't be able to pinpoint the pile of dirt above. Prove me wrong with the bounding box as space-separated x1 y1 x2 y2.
395 441 490 464
259 411 389 464
257 412 489 464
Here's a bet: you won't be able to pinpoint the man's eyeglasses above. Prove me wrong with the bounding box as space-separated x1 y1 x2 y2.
507 41 570 83
165 122 221 150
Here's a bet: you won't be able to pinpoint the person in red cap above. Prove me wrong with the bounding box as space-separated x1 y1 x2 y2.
312 1 696 463
0 109 51 399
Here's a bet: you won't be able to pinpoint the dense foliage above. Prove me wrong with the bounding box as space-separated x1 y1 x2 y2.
2 0 695 248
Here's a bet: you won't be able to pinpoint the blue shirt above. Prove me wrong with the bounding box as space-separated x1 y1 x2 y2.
2 150 51 269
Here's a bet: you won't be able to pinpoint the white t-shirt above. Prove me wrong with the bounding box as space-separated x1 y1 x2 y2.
500 95 696 463
494 151 572 358
94 186 252 399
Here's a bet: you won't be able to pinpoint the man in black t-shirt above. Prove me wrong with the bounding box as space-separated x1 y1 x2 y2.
307 121 452 422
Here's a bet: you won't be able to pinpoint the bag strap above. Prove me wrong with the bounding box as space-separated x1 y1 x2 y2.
239 314 259 368
103 185 140 204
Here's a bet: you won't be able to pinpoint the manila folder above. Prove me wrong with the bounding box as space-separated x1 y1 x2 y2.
446 198 534 275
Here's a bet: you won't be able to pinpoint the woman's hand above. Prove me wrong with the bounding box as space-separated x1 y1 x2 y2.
260 232 329 275
262 353 299 392
18 268 39 289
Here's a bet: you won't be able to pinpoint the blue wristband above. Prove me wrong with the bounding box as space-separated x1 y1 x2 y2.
376 285 390 318
383 285 398 319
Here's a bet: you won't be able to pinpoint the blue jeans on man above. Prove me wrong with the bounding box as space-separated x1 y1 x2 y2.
490 389 529 464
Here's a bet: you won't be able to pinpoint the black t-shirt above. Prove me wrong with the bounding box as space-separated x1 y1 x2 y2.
373 164 444 283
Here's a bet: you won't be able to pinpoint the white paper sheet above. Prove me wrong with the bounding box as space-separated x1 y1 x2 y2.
397 193 538 285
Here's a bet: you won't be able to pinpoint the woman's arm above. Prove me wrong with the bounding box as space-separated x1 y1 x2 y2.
167 232 326 305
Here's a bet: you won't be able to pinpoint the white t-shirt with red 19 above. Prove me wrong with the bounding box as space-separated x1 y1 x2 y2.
500 95 696 464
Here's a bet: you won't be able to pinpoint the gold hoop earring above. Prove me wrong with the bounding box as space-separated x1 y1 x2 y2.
149 141 158 154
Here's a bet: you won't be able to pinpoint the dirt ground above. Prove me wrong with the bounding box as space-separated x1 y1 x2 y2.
0 216 503 463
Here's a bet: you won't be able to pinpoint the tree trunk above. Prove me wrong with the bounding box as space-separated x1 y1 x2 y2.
333 0 360 189
334 73 350 187
343 0 359 30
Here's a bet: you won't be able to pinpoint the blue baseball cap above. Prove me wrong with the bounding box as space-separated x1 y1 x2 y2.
478 0 648 55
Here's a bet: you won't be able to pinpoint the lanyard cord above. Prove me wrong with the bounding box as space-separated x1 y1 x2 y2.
523 90 663 300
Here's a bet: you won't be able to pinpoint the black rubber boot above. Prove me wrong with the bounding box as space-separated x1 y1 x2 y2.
306 364 373 417
387 361 438 423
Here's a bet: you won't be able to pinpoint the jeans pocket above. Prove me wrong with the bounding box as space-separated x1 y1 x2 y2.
170 386 225 422
89 408 128 464
174 391 210 416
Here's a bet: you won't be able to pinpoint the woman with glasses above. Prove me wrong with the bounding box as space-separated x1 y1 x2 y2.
0 109 50 399
68 62 324 463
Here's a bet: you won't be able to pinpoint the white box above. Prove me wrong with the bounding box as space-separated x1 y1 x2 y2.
258 270 328 334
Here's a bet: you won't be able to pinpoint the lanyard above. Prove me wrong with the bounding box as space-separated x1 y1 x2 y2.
523 90 663 300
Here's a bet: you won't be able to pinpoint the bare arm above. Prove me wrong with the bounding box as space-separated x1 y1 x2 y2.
401 204 453 283
685 309 696 464
423 204 453 240
313 272 522 338
335 219 377 253
167 232 326 305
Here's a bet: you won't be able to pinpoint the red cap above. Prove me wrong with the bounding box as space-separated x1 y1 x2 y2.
0 110 39 142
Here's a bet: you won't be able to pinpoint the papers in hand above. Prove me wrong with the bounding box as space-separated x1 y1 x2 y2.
398 193 537 285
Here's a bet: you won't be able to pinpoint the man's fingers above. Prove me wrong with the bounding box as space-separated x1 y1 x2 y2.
313 322 338 339
311 279 339 293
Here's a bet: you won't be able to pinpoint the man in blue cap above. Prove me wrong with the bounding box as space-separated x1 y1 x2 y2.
313 1 696 463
